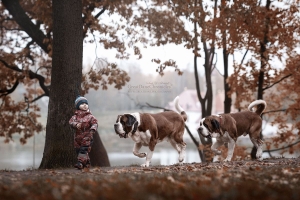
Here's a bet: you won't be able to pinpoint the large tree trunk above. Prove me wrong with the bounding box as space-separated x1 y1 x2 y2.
39 0 110 169
39 0 83 168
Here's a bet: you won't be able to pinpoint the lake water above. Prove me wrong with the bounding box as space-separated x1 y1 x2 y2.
0 110 297 171
1 133 297 171
0 133 202 170
0 147 201 170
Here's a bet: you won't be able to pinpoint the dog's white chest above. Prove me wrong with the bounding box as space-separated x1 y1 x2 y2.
129 130 151 146
211 132 221 138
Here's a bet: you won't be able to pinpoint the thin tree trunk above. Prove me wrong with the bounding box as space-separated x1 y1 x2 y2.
223 48 231 113
192 0 206 162
220 0 232 114
222 24 232 113
251 0 271 159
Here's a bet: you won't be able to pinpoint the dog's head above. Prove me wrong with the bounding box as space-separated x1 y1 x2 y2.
197 116 221 139
114 114 138 138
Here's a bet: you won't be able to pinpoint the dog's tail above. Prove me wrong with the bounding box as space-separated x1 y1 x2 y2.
174 96 187 122
248 100 267 116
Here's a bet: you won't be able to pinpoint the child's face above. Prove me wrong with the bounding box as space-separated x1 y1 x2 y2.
79 103 89 111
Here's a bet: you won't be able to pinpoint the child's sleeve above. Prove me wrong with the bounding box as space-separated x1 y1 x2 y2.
69 115 78 129
90 115 98 131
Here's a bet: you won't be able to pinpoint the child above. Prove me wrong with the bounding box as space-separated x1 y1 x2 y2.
69 95 98 169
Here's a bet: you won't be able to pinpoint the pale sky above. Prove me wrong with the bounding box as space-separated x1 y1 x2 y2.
82 41 242 77
83 42 196 75
82 0 290 77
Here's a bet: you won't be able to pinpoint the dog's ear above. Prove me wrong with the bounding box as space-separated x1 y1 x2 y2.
211 119 220 131
124 114 136 127
116 115 122 123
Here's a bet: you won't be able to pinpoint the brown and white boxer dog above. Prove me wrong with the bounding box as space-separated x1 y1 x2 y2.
114 96 187 167
197 100 267 162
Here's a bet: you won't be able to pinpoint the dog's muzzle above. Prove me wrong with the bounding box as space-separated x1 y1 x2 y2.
197 127 212 139
114 124 127 138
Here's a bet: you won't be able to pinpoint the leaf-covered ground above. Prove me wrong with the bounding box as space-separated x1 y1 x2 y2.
1 158 300 200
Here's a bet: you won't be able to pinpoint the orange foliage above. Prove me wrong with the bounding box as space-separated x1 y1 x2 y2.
1 0 300 155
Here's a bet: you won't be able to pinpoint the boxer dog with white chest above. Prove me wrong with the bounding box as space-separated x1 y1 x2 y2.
114 96 187 167
197 100 267 162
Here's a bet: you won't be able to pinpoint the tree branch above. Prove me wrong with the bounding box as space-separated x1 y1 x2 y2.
263 140 300 153
263 109 287 115
28 70 50 97
145 103 168 111
95 7 107 19
214 64 224 77
2 0 50 53
25 40 35 63
31 93 47 103
240 49 249 65
0 80 19 97
0 59 22 72
263 74 292 91
0 59 50 99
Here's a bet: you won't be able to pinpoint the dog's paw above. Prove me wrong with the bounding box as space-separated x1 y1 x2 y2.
212 149 222 155
257 157 263 161
223 158 231 162
139 153 146 158
178 161 184 165
141 163 149 167
178 157 184 163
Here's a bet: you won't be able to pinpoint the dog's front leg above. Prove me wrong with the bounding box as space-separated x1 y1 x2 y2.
141 150 153 167
224 138 235 162
141 136 156 167
211 139 223 162
133 143 146 158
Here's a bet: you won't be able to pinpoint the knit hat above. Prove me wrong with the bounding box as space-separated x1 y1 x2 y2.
75 95 88 110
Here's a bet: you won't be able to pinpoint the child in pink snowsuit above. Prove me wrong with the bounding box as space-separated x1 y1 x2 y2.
69 95 98 169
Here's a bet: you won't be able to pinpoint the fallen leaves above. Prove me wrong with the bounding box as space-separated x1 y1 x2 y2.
0 158 299 200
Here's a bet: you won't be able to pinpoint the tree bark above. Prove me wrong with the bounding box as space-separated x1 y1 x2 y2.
39 0 83 168
192 0 216 162
221 0 232 113
223 48 231 114
251 0 271 159
221 0 232 114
